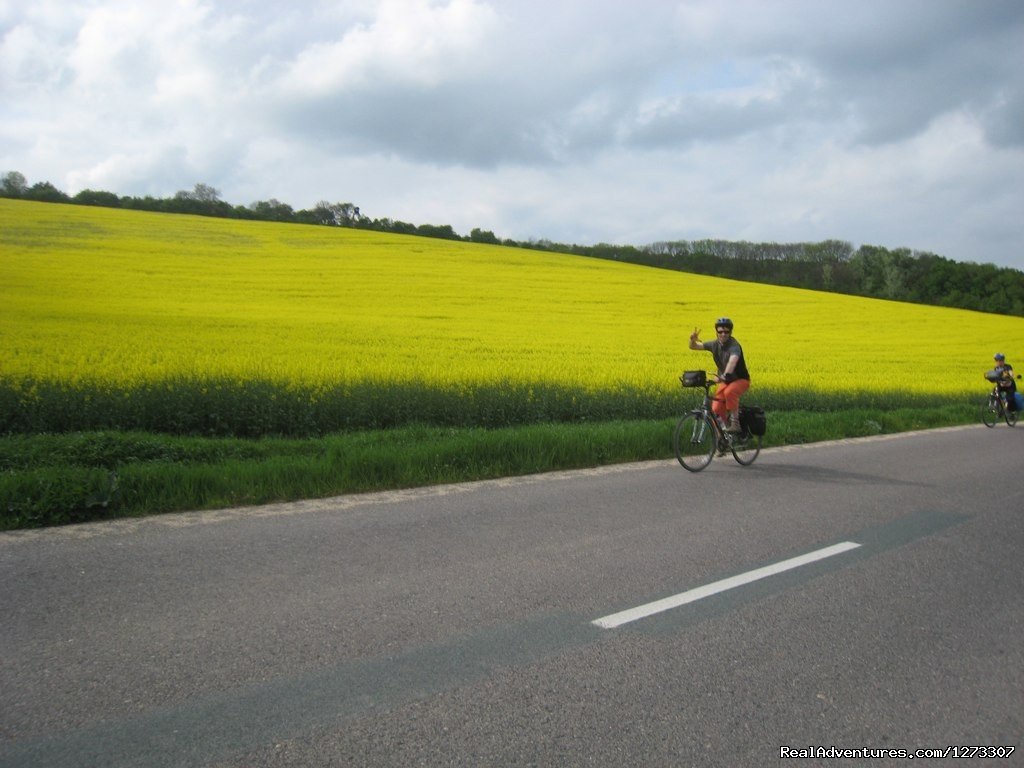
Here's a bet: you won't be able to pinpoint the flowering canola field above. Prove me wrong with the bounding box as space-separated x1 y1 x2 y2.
1 199 1018 434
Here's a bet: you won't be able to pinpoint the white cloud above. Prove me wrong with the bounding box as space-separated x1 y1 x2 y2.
277 0 499 93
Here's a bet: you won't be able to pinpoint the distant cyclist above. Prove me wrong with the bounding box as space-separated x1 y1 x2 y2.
689 317 750 432
991 353 1017 411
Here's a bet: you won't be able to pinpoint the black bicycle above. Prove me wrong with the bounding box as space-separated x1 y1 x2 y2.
673 370 763 472
980 373 1021 428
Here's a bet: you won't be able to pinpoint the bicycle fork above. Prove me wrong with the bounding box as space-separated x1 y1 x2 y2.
687 413 711 445
688 413 729 453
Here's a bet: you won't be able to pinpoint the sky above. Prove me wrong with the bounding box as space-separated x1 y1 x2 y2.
3 0 1024 269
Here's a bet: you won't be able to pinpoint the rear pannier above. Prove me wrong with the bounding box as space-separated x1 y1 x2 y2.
740 405 767 436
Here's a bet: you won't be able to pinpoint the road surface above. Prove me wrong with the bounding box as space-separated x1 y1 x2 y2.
1 425 1022 766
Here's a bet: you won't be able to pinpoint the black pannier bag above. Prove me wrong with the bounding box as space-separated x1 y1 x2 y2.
740 405 767 436
681 370 706 387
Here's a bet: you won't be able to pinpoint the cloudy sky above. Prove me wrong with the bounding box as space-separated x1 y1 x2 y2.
3 0 1023 269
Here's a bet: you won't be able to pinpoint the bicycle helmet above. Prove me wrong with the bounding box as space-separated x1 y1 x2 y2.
715 317 734 331
995 353 1005 361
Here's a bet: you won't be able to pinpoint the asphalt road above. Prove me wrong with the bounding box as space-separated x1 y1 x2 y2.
1 425 1022 767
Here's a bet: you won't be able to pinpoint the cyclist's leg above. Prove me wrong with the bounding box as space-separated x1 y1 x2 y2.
710 388 728 422
724 378 749 409
722 379 749 430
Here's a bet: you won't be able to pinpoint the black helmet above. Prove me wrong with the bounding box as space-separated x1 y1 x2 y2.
715 317 734 330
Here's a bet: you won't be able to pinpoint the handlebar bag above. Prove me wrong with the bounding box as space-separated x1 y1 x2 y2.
681 370 706 387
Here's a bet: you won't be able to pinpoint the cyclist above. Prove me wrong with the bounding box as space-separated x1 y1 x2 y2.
689 317 750 432
991 353 1017 411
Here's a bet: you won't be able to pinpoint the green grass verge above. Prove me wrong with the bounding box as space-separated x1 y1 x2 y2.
1 404 977 530
1 375 972 436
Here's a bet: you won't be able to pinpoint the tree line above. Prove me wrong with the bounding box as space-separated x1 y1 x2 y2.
570 239 1024 317
4 170 1023 316
0 171 501 243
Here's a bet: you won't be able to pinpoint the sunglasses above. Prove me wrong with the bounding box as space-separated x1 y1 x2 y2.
716 328 731 334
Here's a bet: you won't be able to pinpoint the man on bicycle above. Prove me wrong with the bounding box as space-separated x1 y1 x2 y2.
689 317 750 432
991 353 1017 411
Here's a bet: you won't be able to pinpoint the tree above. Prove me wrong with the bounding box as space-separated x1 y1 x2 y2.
175 182 222 203
370 217 418 235
73 189 122 207
310 201 340 226
24 181 70 203
170 183 233 217
469 227 499 244
416 223 459 240
249 198 295 222
309 201 365 227
1 171 28 197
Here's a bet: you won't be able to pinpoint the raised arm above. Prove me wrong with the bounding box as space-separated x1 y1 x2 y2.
688 327 704 350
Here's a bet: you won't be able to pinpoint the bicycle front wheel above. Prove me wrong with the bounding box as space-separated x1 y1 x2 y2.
980 397 998 428
730 431 762 466
673 413 716 472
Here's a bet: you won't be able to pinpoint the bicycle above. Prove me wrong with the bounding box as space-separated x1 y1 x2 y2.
980 373 1021 428
673 370 762 472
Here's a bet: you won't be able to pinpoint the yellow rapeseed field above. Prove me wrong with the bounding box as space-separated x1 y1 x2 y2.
2 198 1020 407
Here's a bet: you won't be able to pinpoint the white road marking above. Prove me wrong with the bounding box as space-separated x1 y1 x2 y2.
593 541 862 629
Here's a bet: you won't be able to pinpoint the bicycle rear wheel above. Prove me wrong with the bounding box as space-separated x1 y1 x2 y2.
673 413 716 472
730 431 761 466
1005 406 1018 427
980 397 998 428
